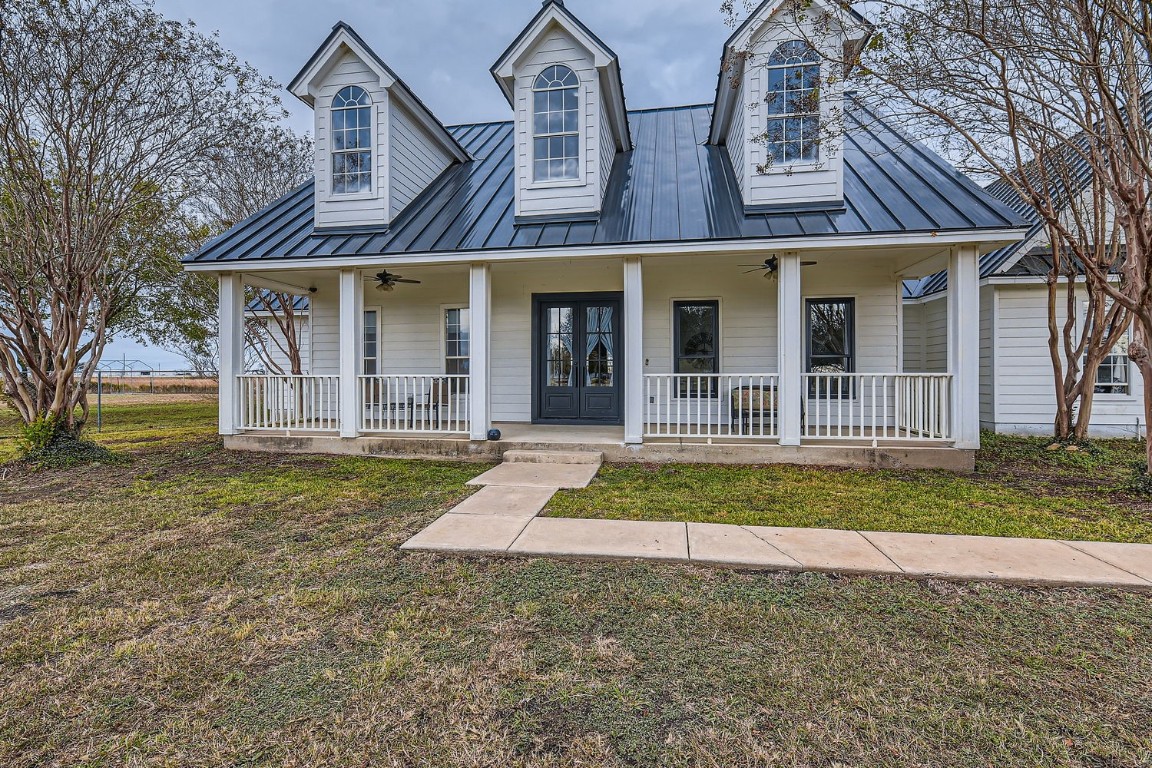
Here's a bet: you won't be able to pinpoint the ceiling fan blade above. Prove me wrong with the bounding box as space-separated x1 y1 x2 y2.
801 261 819 266
743 268 767 274
393 278 422 284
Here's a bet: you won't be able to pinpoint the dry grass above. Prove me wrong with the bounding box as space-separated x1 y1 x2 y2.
1 402 1151 766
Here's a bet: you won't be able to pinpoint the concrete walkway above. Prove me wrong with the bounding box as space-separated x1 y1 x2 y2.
401 453 1152 590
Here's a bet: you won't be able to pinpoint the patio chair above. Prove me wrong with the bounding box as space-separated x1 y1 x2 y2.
730 384 777 436
409 377 450 429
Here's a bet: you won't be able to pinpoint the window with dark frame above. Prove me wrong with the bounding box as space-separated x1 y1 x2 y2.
674 300 719 397
805 298 854 397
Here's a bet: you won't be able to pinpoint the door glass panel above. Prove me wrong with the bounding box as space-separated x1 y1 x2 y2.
585 305 614 387
547 306 574 387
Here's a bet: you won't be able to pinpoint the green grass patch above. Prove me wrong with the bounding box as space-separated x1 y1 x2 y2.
543 433 1152 543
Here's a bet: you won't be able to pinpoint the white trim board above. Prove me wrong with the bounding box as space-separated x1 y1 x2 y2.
186 227 1030 274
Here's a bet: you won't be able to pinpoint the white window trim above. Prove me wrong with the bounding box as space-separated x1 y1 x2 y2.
1080 299 1134 400
362 305 382 375
441 303 470 376
761 40 822 169
529 65 583 186
328 89 377 200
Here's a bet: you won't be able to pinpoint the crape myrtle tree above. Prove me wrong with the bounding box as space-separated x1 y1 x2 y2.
728 0 1150 459
0 0 285 447
144 123 314 376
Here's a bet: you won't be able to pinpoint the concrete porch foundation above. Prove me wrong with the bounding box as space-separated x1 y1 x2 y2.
223 421 976 471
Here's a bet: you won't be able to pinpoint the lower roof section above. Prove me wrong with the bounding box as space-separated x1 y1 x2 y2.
186 99 1028 267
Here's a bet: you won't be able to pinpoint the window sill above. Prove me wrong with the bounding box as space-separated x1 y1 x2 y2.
528 178 587 190
323 190 379 202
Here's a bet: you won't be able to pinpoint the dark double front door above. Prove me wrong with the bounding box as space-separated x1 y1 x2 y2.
534 293 622 423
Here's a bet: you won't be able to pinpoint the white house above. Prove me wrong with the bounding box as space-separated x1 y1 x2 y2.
903 179 1144 438
183 0 1029 469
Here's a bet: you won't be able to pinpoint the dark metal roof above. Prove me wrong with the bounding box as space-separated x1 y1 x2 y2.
247 292 310 312
186 98 1027 266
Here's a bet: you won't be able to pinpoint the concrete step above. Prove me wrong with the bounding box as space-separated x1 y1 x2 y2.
501 449 603 466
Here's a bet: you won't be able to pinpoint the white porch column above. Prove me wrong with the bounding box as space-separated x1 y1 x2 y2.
217 273 245 436
948 245 981 448
469 263 491 441
338 268 362 439
777 253 803 446
623 257 644 444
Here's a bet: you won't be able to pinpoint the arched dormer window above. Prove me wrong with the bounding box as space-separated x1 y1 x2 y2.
764 41 820 165
331 86 373 194
532 65 580 182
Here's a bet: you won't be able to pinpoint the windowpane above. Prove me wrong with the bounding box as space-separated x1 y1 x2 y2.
532 64 579 182
674 301 719 397
332 86 372 195
806 299 854 396
444 308 470 376
363 310 379 375
764 41 820 165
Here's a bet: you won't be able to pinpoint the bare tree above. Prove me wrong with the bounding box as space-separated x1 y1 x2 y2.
144 123 314 376
729 0 1149 455
0 0 283 445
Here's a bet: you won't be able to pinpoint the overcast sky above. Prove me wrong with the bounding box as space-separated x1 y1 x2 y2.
112 0 735 368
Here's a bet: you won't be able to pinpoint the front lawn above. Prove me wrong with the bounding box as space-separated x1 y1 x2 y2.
544 433 1152 543
1 401 1151 765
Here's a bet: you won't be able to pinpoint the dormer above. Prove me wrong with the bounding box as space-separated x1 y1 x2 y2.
289 22 469 230
710 0 870 211
491 1 630 221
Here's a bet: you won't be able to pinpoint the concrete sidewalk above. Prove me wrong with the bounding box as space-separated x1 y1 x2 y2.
399 453 1152 590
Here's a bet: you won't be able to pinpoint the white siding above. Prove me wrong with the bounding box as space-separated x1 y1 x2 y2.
922 297 948 373
906 281 1147 437
309 275 341 376
389 102 454 219
312 49 391 229
643 256 778 376
726 97 747 200
599 93 616 199
979 285 995 427
902 302 925 371
373 268 469 374
991 283 1145 437
512 26 606 218
741 23 844 207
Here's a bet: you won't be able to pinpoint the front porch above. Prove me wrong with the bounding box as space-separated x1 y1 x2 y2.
214 245 980 469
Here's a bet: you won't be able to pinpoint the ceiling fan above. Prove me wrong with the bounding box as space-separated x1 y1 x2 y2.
374 270 421 291
740 255 818 277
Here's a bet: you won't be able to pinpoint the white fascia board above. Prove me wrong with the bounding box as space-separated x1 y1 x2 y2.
493 6 613 81
185 227 1030 274
288 28 396 106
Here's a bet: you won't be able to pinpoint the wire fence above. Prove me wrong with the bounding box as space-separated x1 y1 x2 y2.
87 370 219 396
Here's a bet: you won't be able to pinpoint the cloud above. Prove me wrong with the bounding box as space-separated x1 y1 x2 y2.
153 0 734 128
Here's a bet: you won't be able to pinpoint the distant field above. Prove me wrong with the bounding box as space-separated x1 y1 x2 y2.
87 374 218 395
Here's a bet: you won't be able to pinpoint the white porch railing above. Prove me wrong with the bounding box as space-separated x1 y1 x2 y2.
644 374 780 438
802 373 952 441
359 375 470 434
237 374 341 431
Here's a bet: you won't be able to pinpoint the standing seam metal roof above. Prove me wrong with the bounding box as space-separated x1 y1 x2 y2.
186 98 1028 265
